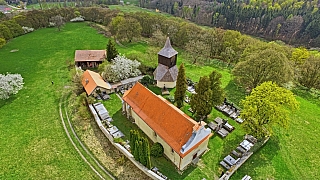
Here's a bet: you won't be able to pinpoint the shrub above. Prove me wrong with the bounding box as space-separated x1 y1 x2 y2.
141 75 153 85
22 26 34 34
150 142 164 157
114 137 124 144
0 38 5 49
70 17 85 22
48 22 55 27
139 64 156 76
166 95 175 103
0 24 13 40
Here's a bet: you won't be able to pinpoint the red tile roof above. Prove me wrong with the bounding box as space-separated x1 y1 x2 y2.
82 70 111 95
123 83 210 157
75 50 106 62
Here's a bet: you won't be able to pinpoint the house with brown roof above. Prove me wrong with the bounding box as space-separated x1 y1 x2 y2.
82 70 112 96
153 37 178 88
75 50 106 68
122 83 212 170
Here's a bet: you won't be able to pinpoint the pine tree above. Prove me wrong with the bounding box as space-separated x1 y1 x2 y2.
174 63 187 108
190 76 213 121
106 39 118 62
209 70 225 106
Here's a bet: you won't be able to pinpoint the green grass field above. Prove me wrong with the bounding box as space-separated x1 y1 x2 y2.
1 22 320 179
0 23 107 179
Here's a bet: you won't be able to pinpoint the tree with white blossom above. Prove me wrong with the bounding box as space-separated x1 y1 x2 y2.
102 54 141 82
0 73 24 100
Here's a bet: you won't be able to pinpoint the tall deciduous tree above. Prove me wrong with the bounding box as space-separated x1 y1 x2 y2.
202 28 224 59
190 76 213 121
290 47 310 65
209 70 225 106
240 81 299 138
233 48 293 91
106 39 118 62
185 39 208 64
174 63 187 108
150 29 166 47
222 30 243 63
50 15 65 31
116 17 142 42
109 13 124 36
0 73 24 100
298 56 320 89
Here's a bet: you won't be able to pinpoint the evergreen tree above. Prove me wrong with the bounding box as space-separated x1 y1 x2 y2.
190 76 213 121
209 70 225 106
129 130 136 154
134 140 140 161
138 140 145 165
106 39 118 62
145 139 152 169
174 63 187 108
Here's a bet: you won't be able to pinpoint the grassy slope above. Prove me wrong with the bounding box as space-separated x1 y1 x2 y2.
0 23 107 179
231 96 320 180
117 37 320 179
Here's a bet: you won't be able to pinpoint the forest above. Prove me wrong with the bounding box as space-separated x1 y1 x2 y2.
147 0 320 47
3 0 320 47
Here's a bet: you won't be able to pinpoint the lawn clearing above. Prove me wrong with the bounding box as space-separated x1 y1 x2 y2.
0 22 107 179
109 5 171 17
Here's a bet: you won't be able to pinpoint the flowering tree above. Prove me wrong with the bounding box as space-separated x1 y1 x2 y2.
102 54 141 82
0 73 24 100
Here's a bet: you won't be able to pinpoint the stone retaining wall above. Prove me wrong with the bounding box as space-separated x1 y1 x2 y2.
88 104 166 180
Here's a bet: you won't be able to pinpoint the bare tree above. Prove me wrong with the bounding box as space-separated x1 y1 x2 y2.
50 15 65 31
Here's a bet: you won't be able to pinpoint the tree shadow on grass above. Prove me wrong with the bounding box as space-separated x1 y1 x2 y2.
219 134 244 162
151 156 196 180
224 80 247 107
0 96 16 108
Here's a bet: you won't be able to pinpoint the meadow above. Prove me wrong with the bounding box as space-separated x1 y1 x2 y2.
0 22 320 179
0 23 108 179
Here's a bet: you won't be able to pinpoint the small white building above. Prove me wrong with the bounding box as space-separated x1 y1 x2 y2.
122 83 212 170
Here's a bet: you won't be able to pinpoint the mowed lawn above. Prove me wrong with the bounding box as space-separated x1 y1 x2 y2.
0 23 108 179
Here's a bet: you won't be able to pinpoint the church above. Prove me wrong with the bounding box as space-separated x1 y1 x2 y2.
153 37 179 88
122 83 212 170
